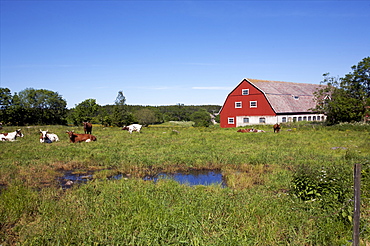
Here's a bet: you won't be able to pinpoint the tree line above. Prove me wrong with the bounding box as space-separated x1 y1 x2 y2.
1 57 369 127
0 88 220 127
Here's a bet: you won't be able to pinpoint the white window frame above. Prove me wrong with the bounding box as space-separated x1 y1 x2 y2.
242 89 249 95
235 101 242 108
259 117 266 123
250 101 257 108
228 117 234 124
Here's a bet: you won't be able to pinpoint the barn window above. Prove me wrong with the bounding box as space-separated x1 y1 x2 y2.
250 101 257 108
313 116 316 121
228 117 234 124
303 116 307 121
308 116 311 121
282 117 287 122
243 117 249 123
242 89 249 95
298 117 302 121
259 117 266 123
235 102 242 108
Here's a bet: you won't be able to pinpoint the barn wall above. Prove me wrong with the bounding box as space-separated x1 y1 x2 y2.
235 114 327 127
220 80 275 128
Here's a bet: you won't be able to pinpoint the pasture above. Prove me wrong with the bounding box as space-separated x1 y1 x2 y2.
0 123 369 245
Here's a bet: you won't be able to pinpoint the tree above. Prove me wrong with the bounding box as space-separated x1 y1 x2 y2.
112 91 132 127
313 57 370 125
72 99 100 125
0 88 13 124
190 110 212 127
134 108 157 126
3 88 67 125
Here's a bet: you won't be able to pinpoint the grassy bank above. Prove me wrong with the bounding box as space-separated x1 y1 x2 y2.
0 123 369 245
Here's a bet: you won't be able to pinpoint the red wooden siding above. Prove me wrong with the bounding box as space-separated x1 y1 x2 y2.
219 79 275 128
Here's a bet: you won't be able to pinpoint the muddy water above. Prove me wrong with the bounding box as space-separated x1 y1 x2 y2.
59 171 93 189
60 170 226 188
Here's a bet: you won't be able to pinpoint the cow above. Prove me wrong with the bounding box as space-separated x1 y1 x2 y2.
66 131 97 143
122 124 142 134
237 128 265 133
83 122 92 134
39 129 59 143
273 123 281 133
237 128 254 133
0 129 24 141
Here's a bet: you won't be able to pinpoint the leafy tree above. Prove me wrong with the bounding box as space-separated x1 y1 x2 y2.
71 99 100 125
134 108 158 126
4 88 67 125
0 88 13 124
112 91 134 127
190 110 212 127
313 57 370 125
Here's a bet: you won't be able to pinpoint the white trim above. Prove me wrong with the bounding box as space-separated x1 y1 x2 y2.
250 101 257 108
235 101 242 108
228 117 234 124
242 89 249 95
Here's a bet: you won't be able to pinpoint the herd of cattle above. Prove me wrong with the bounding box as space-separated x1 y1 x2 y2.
0 123 280 143
0 122 143 143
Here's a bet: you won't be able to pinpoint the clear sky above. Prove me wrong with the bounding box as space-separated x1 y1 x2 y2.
1 0 369 108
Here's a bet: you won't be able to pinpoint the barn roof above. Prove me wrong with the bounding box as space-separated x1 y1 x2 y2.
245 78 323 113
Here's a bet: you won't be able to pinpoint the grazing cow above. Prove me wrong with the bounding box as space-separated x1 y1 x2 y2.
66 131 97 143
83 122 93 134
273 124 281 133
39 129 59 143
237 128 265 133
0 129 24 141
122 124 142 134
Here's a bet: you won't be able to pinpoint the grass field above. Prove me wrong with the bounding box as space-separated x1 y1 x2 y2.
0 122 369 245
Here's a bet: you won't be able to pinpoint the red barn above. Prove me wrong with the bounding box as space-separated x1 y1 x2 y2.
219 78 326 128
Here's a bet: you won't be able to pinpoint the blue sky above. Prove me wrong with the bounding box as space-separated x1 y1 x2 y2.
1 0 369 108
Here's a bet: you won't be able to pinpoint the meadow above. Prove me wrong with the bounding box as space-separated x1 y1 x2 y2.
0 122 369 245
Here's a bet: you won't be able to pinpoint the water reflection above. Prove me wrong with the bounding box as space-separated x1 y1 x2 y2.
60 170 226 189
143 170 226 187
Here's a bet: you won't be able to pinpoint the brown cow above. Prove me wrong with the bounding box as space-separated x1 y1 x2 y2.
237 128 265 133
66 131 97 143
273 124 281 133
83 122 92 134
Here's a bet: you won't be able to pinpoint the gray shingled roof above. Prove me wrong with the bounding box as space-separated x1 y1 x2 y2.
246 78 323 113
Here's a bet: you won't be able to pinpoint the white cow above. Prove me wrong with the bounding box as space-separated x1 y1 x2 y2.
39 129 59 143
122 124 142 134
0 129 24 141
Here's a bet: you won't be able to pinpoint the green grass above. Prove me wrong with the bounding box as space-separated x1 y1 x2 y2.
0 123 369 245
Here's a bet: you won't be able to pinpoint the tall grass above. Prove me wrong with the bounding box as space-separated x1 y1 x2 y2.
0 123 369 245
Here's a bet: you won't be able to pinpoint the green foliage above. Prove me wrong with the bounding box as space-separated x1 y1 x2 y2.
0 88 67 125
314 57 370 125
70 98 100 125
291 164 353 223
134 108 158 126
190 109 212 127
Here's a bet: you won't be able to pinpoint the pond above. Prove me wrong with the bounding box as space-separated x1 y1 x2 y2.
60 170 226 189
142 170 226 187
